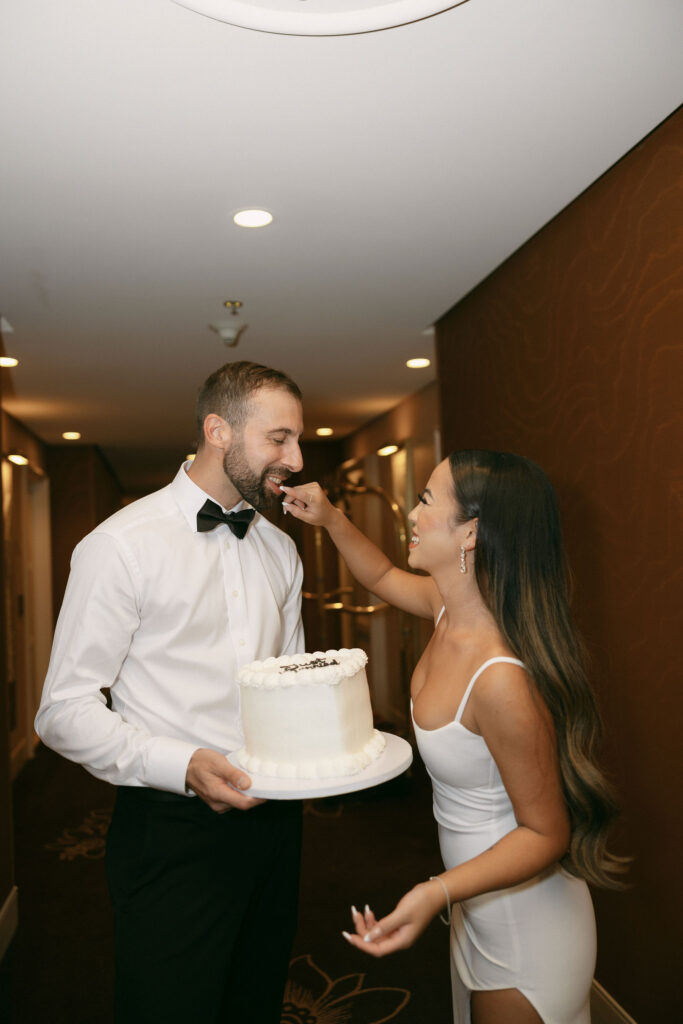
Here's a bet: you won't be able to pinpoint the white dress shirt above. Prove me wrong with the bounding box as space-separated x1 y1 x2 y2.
35 463 304 795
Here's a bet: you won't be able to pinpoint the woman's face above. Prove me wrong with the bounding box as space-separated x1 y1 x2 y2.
407 459 463 573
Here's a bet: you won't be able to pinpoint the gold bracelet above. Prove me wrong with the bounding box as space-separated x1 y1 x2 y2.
429 875 451 926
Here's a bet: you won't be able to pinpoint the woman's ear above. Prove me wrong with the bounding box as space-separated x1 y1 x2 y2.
203 414 232 451
466 518 478 550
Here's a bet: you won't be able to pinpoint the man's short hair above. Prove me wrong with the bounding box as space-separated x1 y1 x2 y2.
195 360 303 444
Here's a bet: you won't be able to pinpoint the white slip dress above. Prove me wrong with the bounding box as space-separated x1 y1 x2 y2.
412 653 596 1024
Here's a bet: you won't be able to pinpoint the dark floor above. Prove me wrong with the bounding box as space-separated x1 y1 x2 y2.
1 743 452 1023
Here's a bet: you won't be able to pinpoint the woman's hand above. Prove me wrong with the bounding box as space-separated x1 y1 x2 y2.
341 881 446 957
280 482 337 529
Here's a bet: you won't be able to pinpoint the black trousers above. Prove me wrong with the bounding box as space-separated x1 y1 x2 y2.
105 787 302 1024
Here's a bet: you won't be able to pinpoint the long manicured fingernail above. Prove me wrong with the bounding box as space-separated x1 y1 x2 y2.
342 931 353 943
282 503 289 515
351 905 359 918
364 904 372 916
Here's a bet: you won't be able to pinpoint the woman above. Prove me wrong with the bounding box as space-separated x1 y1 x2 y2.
281 450 625 1024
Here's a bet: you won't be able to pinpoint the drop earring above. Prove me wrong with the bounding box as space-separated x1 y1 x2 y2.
460 546 467 574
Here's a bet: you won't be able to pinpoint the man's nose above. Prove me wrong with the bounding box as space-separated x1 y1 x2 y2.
285 441 303 474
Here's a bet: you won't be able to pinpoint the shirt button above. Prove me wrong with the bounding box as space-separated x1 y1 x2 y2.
232 590 239 597
239 639 246 647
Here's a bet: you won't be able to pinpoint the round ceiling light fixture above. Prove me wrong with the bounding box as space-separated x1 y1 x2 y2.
406 357 431 368
315 427 334 437
172 1 469 37
233 209 273 228
62 431 81 440
0 356 18 367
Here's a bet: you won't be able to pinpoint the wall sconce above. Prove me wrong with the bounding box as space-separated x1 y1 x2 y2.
377 444 400 457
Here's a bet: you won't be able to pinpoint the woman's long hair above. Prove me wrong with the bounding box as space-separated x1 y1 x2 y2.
449 449 627 888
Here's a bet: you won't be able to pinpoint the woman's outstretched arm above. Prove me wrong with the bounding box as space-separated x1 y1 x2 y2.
280 482 440 621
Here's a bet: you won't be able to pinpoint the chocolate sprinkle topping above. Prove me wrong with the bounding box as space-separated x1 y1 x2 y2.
279 657 340 673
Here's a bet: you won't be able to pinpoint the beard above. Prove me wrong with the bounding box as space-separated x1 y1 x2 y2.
222 441 288 512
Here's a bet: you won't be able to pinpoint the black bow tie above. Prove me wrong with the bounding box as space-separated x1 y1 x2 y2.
196 499 255 539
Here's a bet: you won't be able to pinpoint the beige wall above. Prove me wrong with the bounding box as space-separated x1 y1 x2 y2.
435 109 682 1024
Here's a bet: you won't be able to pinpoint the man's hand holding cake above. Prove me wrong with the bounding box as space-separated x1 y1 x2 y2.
185 747 265 813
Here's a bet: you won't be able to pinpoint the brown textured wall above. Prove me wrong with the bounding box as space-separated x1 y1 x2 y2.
436 109 682 1023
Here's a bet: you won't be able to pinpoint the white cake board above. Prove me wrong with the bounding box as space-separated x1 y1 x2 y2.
228 732 413 800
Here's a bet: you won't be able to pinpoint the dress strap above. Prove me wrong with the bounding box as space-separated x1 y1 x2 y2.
455 657 526 724
435 606 446 626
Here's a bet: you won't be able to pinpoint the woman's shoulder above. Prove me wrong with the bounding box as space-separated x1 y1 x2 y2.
467 658 549 734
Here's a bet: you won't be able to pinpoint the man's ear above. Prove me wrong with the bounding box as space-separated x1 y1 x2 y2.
203 414 232 452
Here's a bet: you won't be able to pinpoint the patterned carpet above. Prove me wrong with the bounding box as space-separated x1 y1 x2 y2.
1 744 452 1023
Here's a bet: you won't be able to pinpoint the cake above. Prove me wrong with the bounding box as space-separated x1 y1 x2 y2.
236 649 386 779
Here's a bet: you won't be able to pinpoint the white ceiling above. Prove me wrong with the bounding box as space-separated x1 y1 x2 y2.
1 0 681 493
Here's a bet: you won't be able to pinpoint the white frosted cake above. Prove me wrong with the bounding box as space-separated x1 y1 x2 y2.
236 649 385 779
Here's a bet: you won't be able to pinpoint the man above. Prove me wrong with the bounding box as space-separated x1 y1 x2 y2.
36 361 306 1023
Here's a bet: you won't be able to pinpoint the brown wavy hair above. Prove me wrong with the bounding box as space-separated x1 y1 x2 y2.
449 449 628 888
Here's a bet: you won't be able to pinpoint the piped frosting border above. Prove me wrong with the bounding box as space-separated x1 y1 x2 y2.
238 648 368 688
236 729 386 779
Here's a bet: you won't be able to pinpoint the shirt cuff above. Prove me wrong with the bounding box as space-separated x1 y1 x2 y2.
143 737 199 795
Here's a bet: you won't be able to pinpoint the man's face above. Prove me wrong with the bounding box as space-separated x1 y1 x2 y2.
223 386 304 511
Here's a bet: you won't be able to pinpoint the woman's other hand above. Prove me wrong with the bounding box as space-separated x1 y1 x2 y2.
341 881 446 957
280 482 337 528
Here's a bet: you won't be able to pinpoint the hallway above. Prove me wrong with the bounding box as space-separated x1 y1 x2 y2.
0 56 680 1022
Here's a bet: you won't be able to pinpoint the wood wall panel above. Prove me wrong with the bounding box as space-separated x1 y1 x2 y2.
281 439 346 653
47 446 123 621
0 371 16 951
436 109 682 1023
342 381 440 496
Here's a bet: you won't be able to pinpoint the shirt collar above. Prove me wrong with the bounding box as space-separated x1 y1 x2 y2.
171 461 254 533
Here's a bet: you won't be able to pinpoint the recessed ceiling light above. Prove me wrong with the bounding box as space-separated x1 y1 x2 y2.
7 453 29 466
62 431 81 440
0 356 18 367
233 209 273 228
377 444 399 457
316 427 334 437
406 358 431 369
